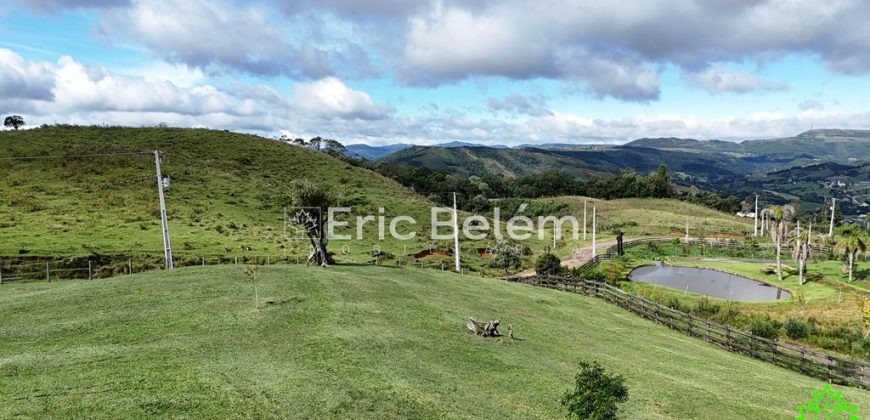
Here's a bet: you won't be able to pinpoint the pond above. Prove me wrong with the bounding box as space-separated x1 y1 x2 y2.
628 262 790 302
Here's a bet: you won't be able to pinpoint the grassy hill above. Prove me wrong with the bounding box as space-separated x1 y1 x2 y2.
0 126 759 277
2 264 866 418
0 126 442 261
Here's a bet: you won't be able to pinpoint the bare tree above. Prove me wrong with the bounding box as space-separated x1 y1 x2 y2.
790 231 814 285
287 180 342 267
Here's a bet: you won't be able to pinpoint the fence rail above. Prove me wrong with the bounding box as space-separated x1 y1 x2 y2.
506 275 870 388
510 235 868 388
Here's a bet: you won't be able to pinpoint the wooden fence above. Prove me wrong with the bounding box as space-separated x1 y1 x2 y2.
507 236 870 388
505 275 870 389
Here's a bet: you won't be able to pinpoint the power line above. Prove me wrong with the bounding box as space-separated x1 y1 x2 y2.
0 151 153 161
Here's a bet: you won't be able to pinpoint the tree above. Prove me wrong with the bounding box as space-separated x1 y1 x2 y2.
561 360 628 420
308 136 323 151
790 231 814 285
762 205 795 282
323 139 347 157
286 180 343 267
535 252 562 276
834 231 866 282
648 164 673 198
4 115 24 130
489 241 522 275
292 138 306 146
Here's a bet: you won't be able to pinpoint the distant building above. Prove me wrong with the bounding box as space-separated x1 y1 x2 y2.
736 211 756 218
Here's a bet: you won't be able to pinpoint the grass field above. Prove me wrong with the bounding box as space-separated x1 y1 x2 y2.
0 127 755 277
0 126 559 273
2 265 867 418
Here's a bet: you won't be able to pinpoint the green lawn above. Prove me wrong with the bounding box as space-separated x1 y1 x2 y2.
2 265 867 418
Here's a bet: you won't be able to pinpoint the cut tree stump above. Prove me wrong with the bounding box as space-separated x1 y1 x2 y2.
466 317 500 337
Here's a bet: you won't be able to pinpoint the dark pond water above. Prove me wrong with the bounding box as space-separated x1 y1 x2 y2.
628 263 790 302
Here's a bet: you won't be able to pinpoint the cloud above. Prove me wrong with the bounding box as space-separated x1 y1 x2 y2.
33 0 870 102
291 77 393 120
487 93 551 117
0 49 392 132
19 0 130 12
97 0 333 78
686 67 788 94
0 49 55 101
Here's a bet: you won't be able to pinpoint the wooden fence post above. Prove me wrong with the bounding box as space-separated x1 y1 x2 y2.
46 262 50 282
88 260 92 280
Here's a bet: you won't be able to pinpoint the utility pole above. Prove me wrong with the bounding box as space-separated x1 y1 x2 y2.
583 200 587 241
829 198 836 236
809 222 813 244
753 195 758 237
155 150 173 270
591 205 597 257
453 192 461 273
283 206 288 260
685 218 689 242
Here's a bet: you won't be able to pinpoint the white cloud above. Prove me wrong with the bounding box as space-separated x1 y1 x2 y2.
97 0 332 78
0 49 55 101
0 49 392 134
686 66 787 94
291 77 393 120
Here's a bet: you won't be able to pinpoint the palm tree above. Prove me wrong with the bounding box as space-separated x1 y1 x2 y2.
834 232 867 282
761 205 795 282
790 231 814 285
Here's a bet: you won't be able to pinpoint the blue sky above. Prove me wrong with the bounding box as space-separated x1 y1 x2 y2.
2 0 870 145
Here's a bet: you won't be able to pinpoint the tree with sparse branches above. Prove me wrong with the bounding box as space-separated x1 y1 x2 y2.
4 115 24 130
286 180 342 267
489 241 522 275
308 136 323 151
790 231 814 285
762 205 794 282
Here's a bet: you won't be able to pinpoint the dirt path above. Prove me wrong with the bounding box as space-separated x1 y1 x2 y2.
518 236 677 276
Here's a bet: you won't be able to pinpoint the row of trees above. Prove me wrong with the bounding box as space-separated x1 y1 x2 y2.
358 160 740 214
281 135 347 157
763 204 868 284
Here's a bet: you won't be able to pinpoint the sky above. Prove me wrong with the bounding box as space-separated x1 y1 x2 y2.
2 0 870 146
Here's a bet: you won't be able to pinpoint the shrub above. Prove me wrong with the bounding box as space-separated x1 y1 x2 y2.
602 261 627 285
694 296 721 319
784 318 809 340
665 296 685 312
561 360 628 420
749 318 780 340
583 268 606 282
536 253 562 276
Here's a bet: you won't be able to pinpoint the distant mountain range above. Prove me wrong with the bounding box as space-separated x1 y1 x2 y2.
345 141 507 159
369 129 870 215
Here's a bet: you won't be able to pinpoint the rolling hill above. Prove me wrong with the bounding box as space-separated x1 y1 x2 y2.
2 264 865 418
0 126 436 259
381 144 755 187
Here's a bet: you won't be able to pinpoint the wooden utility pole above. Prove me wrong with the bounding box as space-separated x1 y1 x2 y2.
591 205 597 257
583 200 587 241
453 192 460 272
283 206 288 260
685 218 689 242
155 151 173 270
